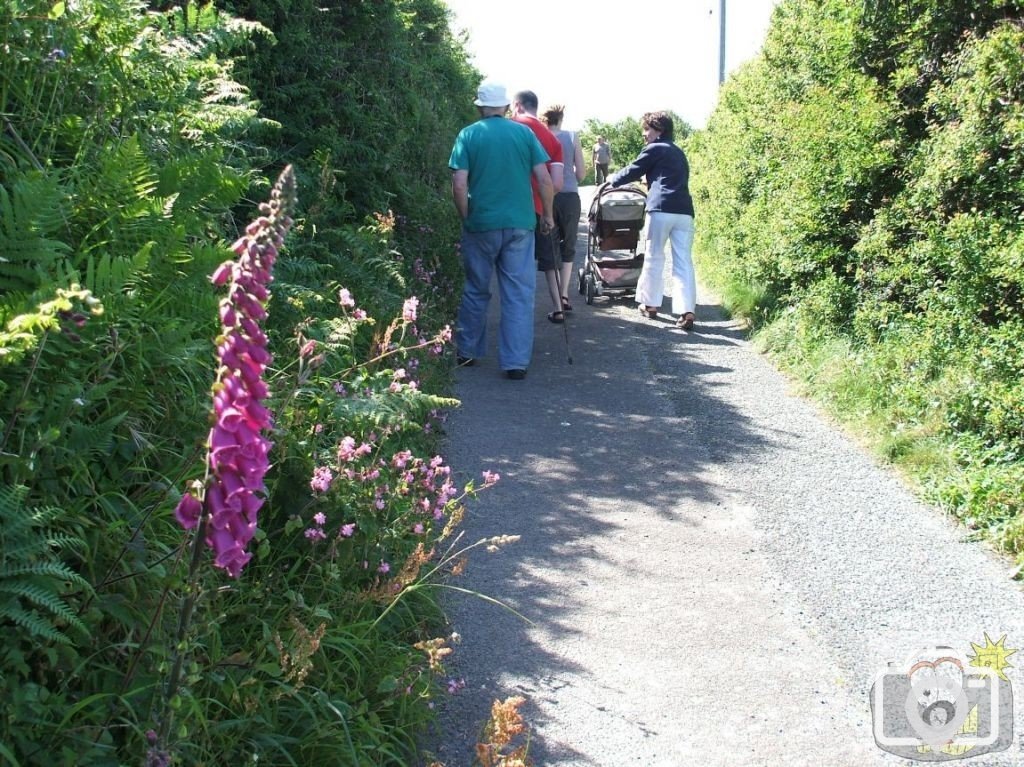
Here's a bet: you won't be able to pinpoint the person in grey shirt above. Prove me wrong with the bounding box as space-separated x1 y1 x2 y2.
543 104 586 319
592 135 611 184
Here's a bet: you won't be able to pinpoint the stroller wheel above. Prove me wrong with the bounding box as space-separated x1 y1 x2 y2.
577 268 586 296
585 274 596 305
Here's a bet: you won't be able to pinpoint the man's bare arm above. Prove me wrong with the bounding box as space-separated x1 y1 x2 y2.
451 169 469 220
533 163 555 232
550 162 565 194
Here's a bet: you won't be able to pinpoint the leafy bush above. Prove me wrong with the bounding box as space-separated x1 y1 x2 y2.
691 0 1024 558
0 0 492 763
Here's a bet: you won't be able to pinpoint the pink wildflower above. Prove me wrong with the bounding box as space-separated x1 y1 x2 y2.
310 466 333 493
337 436 356 461
482 470 500 486
173 166 296 578
338 287 355 308
174 492 203 530
340 523 356 537
402 296 419 322
378 561 390 574
313 512 326 526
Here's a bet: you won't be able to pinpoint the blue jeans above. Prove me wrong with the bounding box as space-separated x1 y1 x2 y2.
456 228 535 370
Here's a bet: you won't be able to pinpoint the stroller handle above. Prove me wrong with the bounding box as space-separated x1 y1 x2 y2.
595 181 645 197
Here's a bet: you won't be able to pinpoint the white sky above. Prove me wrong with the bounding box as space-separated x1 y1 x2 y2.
443 0 780 130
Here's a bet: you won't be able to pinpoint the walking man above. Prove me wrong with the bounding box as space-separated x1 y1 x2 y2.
449 81 555 380
592 135 611 184
510 89 565 324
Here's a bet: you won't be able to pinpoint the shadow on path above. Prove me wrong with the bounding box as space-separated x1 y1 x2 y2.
421 188 773 765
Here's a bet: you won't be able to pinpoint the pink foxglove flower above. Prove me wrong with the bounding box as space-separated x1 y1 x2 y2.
173 166 297 578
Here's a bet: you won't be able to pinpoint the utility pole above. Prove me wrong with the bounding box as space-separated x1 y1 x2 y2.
718 0 727 85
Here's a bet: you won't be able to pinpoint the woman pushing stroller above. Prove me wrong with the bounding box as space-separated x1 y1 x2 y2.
605 111 697 330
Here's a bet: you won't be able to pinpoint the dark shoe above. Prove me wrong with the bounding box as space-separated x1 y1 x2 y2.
547 311 565 324
675 312 695 330
639 305 658 319
560 296 573 312
456 355 476 367
505 369 527 380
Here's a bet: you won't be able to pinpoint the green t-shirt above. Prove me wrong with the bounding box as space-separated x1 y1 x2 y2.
449 117 549 232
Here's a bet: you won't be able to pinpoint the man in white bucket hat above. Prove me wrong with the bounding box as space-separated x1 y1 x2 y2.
449 80 555 380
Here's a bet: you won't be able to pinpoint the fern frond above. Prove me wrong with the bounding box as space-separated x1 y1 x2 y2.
274 255 333 285
73 136 169 265
82 243 153 297
0 536 52 562
0 601 73 644
202 78 251 106
330 391 459 432
64 412 128 461
0 174 71 292
0 484 92 646
156 8 274 59
0 581 86 629
0 534 86 563
0 562 89 588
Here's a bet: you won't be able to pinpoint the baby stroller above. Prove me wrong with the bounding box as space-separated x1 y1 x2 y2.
578 184 647 305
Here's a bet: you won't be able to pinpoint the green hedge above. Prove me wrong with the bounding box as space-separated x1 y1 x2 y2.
690 0 1024 558
0 0 483 763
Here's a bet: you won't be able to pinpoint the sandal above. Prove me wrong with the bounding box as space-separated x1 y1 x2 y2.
561 296 573 312
547 311 565 324
639 306 658 319
676 312 695 330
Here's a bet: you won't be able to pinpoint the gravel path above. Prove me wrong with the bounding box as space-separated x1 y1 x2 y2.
421 187 1024 767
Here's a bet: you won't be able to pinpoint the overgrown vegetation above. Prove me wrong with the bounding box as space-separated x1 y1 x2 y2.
689 0 1024 561
0 0 490 763
6 0 1024 761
